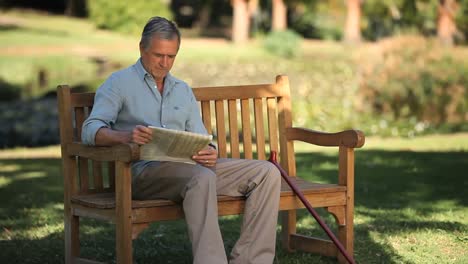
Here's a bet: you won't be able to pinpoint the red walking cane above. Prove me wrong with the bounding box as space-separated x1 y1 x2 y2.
268 151 356 264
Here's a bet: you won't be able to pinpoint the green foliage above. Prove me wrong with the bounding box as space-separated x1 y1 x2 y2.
87 0 173 35
0 78 21 101
287 0 468 43
362 0 439 40
0 98 59 148
362 0 468 43
263 30 302 58
456 0 468 43
359 35 468 132
0 76 107 148
1 11 468 147
289 0 344 40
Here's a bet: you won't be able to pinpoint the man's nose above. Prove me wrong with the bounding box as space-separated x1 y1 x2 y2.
160 56 168 67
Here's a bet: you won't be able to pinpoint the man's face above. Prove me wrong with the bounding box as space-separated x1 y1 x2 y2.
140 37 179 82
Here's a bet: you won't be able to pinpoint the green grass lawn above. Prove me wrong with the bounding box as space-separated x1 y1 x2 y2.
0 134 467 263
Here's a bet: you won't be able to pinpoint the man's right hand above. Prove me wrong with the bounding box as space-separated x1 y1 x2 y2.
131 125 153 145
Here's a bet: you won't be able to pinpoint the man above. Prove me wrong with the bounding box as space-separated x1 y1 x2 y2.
82 16 281 264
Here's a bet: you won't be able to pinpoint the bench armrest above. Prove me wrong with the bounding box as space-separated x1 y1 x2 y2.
65 142 140 162
286 127 365 148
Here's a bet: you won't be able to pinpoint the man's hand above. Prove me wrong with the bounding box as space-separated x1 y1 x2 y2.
94 125 153 146
192 145 218 167
131 125 153 145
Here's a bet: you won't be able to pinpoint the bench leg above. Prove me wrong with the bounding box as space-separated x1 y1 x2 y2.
328 205 354 264
337 146 355 263
281 210 296 252
64 215 80 264
283 204 354 263
115 161 133 264
116 223 133 264
338 206 354 264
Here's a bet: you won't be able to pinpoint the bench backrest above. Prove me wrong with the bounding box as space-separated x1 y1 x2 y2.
57 75 296 195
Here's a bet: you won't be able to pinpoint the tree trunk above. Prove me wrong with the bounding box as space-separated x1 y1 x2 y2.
344 0 361 44
231 0 250 43
437 0 458 46
65 0 87 17
194 0 212 29
272 0 287 31
248 0 260 34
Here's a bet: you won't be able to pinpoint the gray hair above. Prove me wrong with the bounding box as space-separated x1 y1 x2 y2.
140 16 181 50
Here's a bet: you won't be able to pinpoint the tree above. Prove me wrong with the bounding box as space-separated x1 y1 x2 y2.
437 0 459 46
272 0 287 31
65 0 87 17
344 0 361 43
248 0 260 33
231 0 250 42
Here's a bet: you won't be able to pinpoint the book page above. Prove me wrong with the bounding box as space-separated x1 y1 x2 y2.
140 126 213 164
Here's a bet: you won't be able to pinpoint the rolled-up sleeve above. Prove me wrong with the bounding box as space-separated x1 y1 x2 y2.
82 75 122 145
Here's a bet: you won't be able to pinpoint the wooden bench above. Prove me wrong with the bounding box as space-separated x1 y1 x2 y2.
57 75 365 264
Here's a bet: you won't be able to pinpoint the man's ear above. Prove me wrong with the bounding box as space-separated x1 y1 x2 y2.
139 42 144 55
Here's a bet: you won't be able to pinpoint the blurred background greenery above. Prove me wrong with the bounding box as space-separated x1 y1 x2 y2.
0 0 466 149
0 0 467 148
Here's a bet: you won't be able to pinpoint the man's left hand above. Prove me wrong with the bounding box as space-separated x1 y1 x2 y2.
192 145 218 167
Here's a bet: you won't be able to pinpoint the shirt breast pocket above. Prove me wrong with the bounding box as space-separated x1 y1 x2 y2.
171 104 191 122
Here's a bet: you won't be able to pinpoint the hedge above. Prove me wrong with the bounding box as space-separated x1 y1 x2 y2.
87 0 173 35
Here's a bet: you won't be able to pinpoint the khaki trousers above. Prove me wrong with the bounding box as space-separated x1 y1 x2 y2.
132 158 281 264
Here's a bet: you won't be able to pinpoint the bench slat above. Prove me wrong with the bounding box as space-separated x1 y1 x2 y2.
193 84 284 101
240 99 253 159
70 93 95 107
228 99 240 158
108 161 115 190
267 97 279 153
254 98 266 160
201 101 212 135
75 107 85 141
93 160 103 190
78 158 89 192
215 100 227 158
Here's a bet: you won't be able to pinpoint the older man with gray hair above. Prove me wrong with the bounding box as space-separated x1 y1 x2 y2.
82 16 281 264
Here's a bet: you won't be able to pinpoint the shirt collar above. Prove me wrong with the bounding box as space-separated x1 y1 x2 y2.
135 58 179 87
135 58 148 81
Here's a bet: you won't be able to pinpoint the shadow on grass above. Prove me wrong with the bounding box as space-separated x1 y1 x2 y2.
0 158 63 221
0 150 466 263
0 158 64 263
293 150 467 263
295 150 468 210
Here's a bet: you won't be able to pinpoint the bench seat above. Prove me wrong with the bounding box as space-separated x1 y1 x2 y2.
71 178 346 210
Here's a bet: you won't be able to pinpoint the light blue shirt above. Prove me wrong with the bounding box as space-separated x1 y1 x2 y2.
82 59 208 177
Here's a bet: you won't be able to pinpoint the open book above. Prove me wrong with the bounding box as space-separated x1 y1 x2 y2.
140 126 213 164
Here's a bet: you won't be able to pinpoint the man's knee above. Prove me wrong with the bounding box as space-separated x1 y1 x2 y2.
261 160 281 184
183 166 217 195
